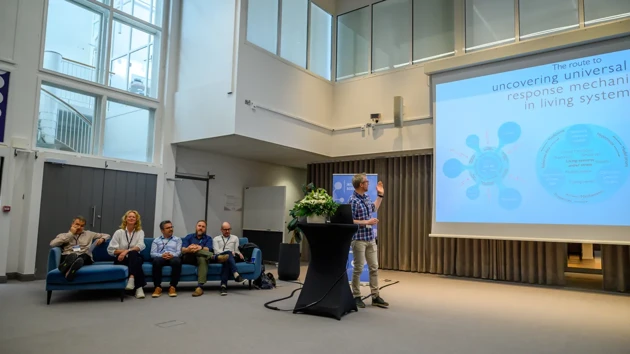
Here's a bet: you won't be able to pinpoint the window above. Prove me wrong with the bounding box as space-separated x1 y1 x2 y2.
110 21 155 96
519 0 578 39
42 0 163 98
584 0 630 25
37 84 98 155
336 7 370 80
308 3 332 80
43 0 104 83
413 0 455 63
465 0 515 51
372 0 411 72
103 101 154 162
247 0 279 54
114 0 163 26
280 0 308 68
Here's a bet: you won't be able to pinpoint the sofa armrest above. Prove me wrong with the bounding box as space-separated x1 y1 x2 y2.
48 247 62 274
251 248 263 279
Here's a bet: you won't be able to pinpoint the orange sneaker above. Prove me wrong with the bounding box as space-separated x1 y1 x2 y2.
168 286 177 297
152 287 162 298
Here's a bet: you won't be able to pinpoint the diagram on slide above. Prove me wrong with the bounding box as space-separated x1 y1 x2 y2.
536 124 629 204
442 122 522 210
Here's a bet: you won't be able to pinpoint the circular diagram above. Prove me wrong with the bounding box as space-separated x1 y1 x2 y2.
536 124 629 204
442 121 522 210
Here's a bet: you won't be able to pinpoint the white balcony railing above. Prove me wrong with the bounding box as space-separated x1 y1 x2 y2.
39 88 93 154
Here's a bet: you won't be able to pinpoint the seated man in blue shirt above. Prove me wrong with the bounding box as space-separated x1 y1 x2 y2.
150 220 182 298
182 220 228 297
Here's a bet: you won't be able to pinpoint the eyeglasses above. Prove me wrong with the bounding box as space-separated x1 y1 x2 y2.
222 228 231 231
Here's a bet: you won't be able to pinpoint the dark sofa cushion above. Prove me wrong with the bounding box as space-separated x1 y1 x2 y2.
47 265 128 285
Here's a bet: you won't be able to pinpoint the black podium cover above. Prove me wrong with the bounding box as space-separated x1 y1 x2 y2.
293 223 359 320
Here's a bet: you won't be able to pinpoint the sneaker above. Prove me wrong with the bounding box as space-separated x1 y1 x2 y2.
192 287 204 297
355 297 366 308
59 253 78 276
216 254 229 263
125 277 135 290
168 286 177 297
220 285 227 296
152 287 162 298
65 257 84 281
234 274 244 283
371 296 389 308
135 288 145 299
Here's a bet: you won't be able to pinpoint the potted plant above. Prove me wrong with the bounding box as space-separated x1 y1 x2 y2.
292 187 340 224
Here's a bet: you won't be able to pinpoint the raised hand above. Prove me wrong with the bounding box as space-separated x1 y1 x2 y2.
376 181 384 195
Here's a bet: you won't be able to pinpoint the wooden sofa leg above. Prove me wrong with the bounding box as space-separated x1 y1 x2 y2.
249 280 252 290
47 291 52 305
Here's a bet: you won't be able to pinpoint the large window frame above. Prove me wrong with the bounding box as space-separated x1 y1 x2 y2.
40 0 163 100
245 0 334 82
335 0 629 80
36 0 167 164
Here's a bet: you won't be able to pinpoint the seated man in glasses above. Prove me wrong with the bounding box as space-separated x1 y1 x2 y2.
213 222 244 296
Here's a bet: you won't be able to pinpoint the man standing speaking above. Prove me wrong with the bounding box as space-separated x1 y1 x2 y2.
349 173 389 308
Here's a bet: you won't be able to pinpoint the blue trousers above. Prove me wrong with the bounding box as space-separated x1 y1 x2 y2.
218 252 240 286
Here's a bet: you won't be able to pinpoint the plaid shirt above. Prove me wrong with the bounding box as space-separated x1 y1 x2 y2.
349 191 376 241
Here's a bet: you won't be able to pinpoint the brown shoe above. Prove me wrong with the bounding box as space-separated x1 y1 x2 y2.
152 287 162 298
216 254 229 263
192 287 204 297
168 286 177 297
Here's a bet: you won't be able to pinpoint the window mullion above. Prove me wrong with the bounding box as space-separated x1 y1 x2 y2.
96 95 107 156
277 0 283 56
578 0 585 28
103 10 114 86
306 1 312 70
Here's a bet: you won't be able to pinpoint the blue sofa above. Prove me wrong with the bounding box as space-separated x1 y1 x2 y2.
46 237 262 304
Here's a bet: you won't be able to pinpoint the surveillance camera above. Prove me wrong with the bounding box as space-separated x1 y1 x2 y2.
370 113 381 124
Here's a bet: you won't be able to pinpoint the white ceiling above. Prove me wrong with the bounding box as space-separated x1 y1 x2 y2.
175 135 330 169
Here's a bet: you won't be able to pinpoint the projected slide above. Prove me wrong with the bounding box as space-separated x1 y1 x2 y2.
435 48 630 226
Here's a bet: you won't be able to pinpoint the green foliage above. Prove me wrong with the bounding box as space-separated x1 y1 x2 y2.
287 183 339 244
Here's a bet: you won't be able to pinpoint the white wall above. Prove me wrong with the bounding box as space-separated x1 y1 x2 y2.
173 0 239 143
174 147 306 242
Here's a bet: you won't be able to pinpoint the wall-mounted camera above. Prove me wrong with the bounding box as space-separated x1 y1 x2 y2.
370 113 381 124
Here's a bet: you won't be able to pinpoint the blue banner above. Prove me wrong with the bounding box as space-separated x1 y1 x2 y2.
332 173 378 283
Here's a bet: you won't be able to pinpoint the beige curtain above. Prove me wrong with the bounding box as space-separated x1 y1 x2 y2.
306 154 630 291
602 245 630 292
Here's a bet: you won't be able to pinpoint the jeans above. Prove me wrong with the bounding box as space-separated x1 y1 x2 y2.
182 250 214 284
152 256 182 288
218 252 241 286
351 240 379 297
113 250 146 290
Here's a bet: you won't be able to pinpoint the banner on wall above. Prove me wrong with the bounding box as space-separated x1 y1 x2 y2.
0 71 10 142
332 173 378 284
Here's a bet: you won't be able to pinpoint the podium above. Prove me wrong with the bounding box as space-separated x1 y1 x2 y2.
293 223 359 320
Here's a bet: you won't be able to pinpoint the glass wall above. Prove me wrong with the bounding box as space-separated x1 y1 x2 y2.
519 0 578 39
246 0 333 80
413 0 455 63
465 0 515 51
372 0 411 73
336 7 370 80
584 0 630 25
309 3 333 80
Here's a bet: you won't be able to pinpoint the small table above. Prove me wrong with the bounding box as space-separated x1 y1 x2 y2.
293 223 359 320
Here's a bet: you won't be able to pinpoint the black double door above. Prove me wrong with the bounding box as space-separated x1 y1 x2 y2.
34 163 157 279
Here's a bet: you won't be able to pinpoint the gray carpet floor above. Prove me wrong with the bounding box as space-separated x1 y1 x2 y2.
0 268 629 354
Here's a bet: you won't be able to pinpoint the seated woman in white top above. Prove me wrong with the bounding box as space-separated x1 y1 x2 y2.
107 210 147 299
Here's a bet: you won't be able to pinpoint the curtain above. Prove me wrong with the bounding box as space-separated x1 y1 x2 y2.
602 245 630 292
306 153 569 288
